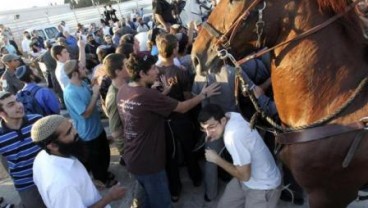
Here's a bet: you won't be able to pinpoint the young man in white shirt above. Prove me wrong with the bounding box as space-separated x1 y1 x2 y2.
199 104 281 208
31 115 126 208
51 39 86 90
21 31 32 57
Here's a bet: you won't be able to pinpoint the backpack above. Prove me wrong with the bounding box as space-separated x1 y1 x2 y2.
16 86 46 116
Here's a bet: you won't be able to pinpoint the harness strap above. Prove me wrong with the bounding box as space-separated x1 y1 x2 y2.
276 121 366 144
237 0 361 65
342 131 366 168
202 22 222 38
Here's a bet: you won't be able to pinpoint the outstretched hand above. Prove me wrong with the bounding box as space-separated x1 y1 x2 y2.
201 82 221 98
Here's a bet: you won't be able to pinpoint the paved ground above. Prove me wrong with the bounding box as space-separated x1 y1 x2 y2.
1 115 368 207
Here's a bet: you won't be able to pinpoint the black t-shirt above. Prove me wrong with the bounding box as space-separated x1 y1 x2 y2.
109 9 118 22
153 0 176 24
104 10 111 21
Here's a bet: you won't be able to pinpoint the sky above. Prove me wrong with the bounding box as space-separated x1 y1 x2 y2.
0 0 64 12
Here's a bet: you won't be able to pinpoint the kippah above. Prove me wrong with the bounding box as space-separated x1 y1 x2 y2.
64 60 78 76
31 115 66 143
15 65 27 79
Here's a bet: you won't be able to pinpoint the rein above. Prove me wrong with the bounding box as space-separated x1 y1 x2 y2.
203 0 366 133
237 0 362 65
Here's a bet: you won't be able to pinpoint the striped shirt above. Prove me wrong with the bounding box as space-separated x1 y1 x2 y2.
0 114 42 191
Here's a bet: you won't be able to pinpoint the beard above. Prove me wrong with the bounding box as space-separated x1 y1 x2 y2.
54 134 88 162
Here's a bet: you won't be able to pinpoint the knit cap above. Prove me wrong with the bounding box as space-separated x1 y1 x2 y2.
31 115 66 143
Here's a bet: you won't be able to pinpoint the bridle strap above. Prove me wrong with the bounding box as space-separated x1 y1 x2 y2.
223 0 263 45
201 0 264 48
237 0 361 65
202 22 222 38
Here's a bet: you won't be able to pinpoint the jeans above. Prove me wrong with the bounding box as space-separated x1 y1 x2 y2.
135 170 172 208
165 117 202 197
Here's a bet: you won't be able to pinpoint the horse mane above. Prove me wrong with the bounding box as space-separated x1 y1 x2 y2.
317 0 349 14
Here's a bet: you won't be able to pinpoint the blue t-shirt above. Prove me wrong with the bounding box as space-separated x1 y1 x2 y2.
151 45 159 56
63 82 103 141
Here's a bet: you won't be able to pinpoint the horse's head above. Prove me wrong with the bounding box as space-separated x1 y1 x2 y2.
192 0 284 74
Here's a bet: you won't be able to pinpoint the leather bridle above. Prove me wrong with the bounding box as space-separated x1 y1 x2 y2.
202 0 264 50
202 0 361 66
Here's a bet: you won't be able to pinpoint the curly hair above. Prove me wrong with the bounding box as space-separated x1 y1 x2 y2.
125 53 157 82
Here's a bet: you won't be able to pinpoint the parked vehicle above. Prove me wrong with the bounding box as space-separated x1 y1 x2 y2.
25 26 59 44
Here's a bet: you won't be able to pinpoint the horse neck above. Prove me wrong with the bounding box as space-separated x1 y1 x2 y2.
270 0 368 127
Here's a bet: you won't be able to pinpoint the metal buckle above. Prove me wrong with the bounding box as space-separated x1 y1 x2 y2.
217 49 228 59
359 117 368 130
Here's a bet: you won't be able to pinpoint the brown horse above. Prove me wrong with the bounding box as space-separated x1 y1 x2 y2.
192 0 368 207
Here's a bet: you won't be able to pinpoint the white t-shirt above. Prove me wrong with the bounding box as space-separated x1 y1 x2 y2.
30 48 47 58
224 112 281 190
134 32 149 52
156 57 182 67
61 25 70 33
33 150 110 208
21 39 32 54
55 61 69 90
102 26 111 36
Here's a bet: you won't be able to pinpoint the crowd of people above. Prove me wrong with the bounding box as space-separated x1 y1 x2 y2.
0 0 313 207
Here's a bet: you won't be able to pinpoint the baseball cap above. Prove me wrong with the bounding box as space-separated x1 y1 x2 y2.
1 54 19 63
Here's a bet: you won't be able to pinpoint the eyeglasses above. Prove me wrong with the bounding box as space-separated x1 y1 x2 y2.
200 122 220 133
